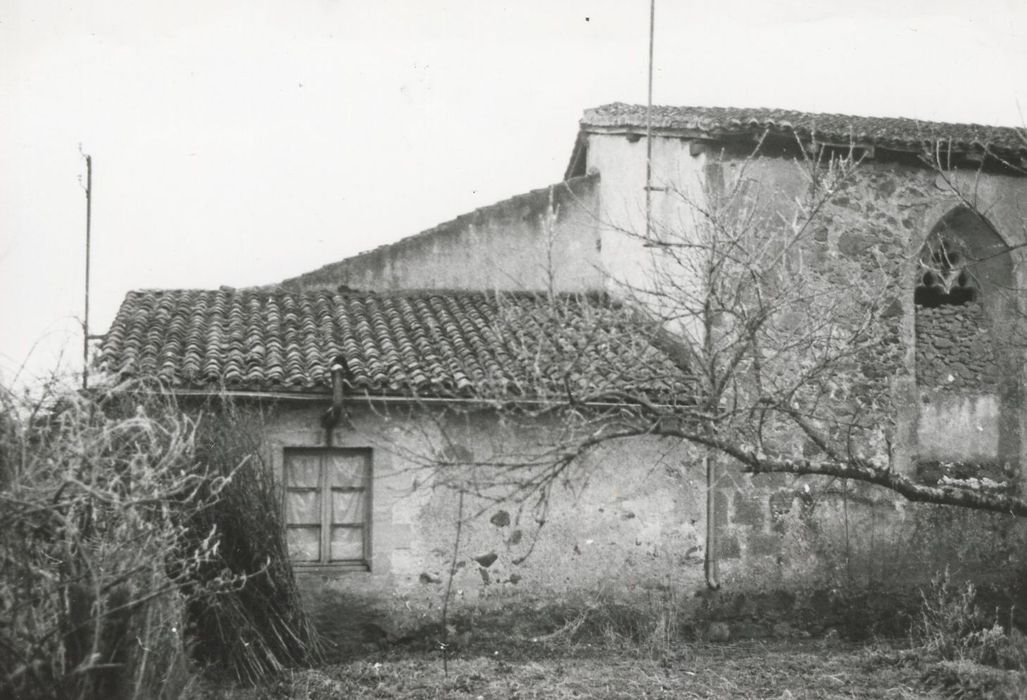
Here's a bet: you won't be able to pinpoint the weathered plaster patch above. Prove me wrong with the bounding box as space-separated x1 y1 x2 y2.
917 393 1000 462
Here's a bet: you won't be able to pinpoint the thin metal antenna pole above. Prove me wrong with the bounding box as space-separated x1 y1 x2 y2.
82 153 92 391
645 0 655 242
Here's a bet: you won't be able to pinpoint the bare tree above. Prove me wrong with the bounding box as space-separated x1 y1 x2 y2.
403 132 1027 521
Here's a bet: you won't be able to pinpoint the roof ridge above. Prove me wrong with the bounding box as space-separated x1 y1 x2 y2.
124 287 612 301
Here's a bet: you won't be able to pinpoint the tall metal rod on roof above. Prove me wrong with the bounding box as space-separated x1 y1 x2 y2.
644 0 655 243
81 150 93 391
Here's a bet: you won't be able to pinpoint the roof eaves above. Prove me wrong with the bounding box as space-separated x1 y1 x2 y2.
148 386 693 412
576 103 1027 165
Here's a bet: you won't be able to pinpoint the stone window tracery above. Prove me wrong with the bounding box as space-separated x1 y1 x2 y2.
914 237 978 308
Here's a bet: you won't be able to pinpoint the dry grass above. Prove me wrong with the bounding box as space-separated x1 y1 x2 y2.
194 639 953 699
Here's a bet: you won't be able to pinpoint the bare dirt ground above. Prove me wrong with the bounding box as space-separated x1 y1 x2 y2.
194 638 1027 699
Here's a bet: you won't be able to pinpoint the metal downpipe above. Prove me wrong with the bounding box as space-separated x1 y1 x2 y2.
705 450 721 590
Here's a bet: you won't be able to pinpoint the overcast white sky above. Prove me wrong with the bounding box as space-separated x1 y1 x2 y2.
1 0 1026 386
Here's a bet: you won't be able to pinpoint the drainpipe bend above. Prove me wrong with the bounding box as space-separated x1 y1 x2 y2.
321 360 346 444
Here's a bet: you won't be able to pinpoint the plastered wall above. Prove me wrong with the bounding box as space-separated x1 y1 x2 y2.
258 401 1025 650
281 174 603 294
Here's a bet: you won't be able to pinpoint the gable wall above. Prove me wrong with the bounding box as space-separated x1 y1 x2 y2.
584 133 710 299
281 174 604 293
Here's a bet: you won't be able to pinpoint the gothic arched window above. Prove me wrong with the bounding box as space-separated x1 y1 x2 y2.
914 207 1012 393
913 206 1018 475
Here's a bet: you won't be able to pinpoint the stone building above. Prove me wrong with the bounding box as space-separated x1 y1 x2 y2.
100 104 1027 644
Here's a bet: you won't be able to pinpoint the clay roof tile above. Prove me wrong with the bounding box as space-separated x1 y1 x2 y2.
99 289 691 399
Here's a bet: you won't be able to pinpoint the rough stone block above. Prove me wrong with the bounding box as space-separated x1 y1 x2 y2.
749 531 783 557
769 490 795 517
732 493 765 528
837 231 878 258
719 534 741 559
714 490 729 529
474 552 498 568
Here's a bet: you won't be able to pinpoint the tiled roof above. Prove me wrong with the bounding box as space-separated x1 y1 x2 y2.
99 289 690 400
581 103 1027 158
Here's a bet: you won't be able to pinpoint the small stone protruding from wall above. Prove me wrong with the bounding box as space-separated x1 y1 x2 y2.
473 552 498 568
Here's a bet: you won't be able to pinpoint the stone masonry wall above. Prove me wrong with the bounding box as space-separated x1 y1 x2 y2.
637 146 1025 470
916 303 998 391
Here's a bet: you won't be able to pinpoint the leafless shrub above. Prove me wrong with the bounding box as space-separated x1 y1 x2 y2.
0 378 320 698
186 396 323 686
0 377 238 698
